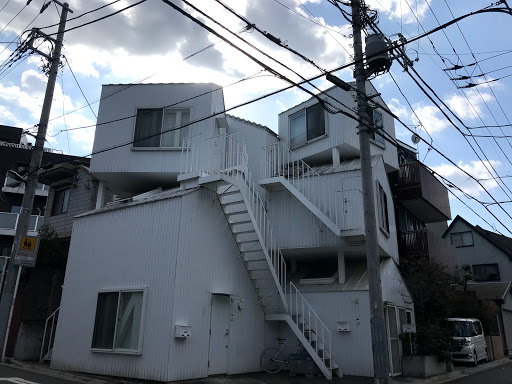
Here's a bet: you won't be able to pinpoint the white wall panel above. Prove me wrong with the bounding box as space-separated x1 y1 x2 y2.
51 196 183 381
168 188 265 380
90 83 220 177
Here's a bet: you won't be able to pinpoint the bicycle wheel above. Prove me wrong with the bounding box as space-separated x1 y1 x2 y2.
260 347 285 373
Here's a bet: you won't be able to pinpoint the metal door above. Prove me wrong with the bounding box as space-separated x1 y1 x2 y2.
208 294 230 375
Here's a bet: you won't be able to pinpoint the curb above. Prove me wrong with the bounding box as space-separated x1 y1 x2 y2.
389 357 512 384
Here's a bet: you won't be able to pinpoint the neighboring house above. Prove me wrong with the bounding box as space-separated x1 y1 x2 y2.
0 125 84 358
51 82 414 380
390 140 457 274
443 215 512 356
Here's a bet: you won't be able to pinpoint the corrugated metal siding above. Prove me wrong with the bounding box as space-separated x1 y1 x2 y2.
90 84 219 176
44 169 96 235
168 188 265 380
226 116 278 181
277 291 374 377
380 259 414 309
277 83 398 170
51 197 183 381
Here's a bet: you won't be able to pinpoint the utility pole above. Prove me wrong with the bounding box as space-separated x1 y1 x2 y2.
0 2 71 359
350 0 389 382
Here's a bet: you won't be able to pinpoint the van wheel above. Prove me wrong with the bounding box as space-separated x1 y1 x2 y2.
472 351 478 367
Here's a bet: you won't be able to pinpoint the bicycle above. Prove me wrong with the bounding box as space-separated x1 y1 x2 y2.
260 337 305 373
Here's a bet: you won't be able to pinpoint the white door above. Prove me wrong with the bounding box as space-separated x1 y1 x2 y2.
208 294 230 375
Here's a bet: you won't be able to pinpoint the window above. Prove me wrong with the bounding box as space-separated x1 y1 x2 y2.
472 264 500 281
298 259 338 285
133 108 190 148
52 188 70 215
369 109 385 146
92 290 145 352
377 183 389 234
289 102 325 148
450 231 474 247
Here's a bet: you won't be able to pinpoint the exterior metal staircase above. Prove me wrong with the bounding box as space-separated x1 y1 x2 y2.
181 133 342 379
261 142 341 236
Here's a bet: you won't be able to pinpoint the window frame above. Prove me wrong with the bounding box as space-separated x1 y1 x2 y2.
377 182 390 236
51 188 70 216
91 288 147 355
450 231 474 247
289 102 326 149
369 109 386 147
132 107 191 149
472 263 500 282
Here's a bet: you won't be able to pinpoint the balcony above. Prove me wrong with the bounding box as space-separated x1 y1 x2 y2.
0 212 45 236
397 161 451 223
399 229 457 273
2 174 49 196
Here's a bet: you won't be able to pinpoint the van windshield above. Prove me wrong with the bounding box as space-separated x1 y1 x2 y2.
451 321 473 337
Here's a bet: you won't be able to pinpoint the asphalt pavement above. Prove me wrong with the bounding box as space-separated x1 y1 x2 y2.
446 362 512 384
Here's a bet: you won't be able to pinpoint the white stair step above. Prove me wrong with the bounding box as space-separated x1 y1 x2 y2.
253 278 277 289
218 189 241 197
232 227 256 235
236 233 259 243
249 270 273 280
228 216 251 225
239 242 262 252
225 206 248 215
246 260 269 271
242 252 265 262
222 200 245 208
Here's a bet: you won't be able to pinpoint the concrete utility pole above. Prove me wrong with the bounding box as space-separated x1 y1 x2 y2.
0 2 71 359
350 0 390 382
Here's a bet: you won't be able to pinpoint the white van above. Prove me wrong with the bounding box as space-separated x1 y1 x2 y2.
447 318 488 366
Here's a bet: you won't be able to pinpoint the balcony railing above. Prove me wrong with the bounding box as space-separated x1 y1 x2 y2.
3 174 49 192
398 161 451 222
399 228 458 273
0 212 45 232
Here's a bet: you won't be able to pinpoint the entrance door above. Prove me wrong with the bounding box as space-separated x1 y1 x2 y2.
386 306 402 376
208 294 230 375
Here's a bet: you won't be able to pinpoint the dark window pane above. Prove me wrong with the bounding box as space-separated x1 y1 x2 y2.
115 291 143 349
133 109 162 147
52 188 70 215
92 292 119 349
306 103 325 141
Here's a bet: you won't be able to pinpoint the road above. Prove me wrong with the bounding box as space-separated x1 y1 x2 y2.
448 361 512 383
0 365 97 384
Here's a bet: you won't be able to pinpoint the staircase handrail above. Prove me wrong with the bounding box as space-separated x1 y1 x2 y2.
40 306 60 362
289 281 332 374
262 142 338 227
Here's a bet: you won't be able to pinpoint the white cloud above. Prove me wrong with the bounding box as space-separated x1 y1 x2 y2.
412 103 449 135
366 0 430 23
431 160 502 198
446 89 492 120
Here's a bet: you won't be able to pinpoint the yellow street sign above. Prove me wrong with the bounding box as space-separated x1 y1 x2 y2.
19 236 36 251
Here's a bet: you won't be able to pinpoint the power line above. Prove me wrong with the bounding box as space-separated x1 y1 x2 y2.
62 55 97 119
39 0 122 30
47 0 146 36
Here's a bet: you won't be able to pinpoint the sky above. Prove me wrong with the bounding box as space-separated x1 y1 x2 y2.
1 0 512 235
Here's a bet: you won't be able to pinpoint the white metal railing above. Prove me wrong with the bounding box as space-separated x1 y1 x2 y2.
289 281 332 375
0 140 63 153
3 174 49 191
262 142 339 227
40 306 59 362
180 133 287 304
0 212 44 231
